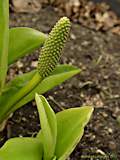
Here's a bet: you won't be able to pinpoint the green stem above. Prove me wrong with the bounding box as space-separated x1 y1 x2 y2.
0 72 43 123
0 0 9 93
12 72 42 102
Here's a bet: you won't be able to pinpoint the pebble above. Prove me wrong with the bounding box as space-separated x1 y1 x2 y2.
108 128 113 134
70 33 76 40
108 141 116 150
16 61 23 68
102 112 108 118
31 61 38 67
21 117 27 122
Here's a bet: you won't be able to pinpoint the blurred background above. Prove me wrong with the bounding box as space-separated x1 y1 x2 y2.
10 0 120 35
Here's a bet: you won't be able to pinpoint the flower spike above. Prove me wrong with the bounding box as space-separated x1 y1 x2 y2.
38 17 71 78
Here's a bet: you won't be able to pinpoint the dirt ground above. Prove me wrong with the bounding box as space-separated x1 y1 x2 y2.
2 6 120 159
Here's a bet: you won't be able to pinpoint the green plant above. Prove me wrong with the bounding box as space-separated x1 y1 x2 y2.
0 0 80 127
0 93 93 160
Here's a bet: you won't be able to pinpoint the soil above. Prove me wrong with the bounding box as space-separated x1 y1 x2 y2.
10 0 120 35
1 6 120 159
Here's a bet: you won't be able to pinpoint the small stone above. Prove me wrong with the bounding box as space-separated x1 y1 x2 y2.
90 134 96 141
108 128 113 134
70 33 76 40
16 61 23 68
102 112 108 118
81 41 90 47
22 117 26 122
19 135 23 137
31 61 38 67
108 141 116 150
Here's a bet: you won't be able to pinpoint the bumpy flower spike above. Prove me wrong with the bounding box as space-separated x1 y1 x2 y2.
38 17 71 78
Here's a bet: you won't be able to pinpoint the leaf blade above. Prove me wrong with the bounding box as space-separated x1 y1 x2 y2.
55 106 94 160
0 137 43 160
8 27 47 65
35 94 57 160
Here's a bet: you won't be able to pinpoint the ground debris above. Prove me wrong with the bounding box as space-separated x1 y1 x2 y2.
11 0 42 13
11 0 120 35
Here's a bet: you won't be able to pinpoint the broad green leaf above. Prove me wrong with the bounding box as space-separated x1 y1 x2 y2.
0 0 9 91
55 106 93 160
4 70 36 92
35 94 57 160
8 27 47 65
12 65 80 111
0 65 80 122
0 138 43 160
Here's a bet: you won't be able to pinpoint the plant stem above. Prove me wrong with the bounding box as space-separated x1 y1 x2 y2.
0 72 43 123
0 0 9 93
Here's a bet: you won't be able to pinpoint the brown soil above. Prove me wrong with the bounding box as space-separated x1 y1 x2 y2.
1 6 120 159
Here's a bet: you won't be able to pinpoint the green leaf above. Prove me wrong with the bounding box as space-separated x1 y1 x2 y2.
0 65 80 122
52 156 57 160
0 70 36 111
35 94 57 160
55 106 93 160
12 65 80 111
0 0 9 91
8 27 47 65
4 70 36 92
0 138 43 160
